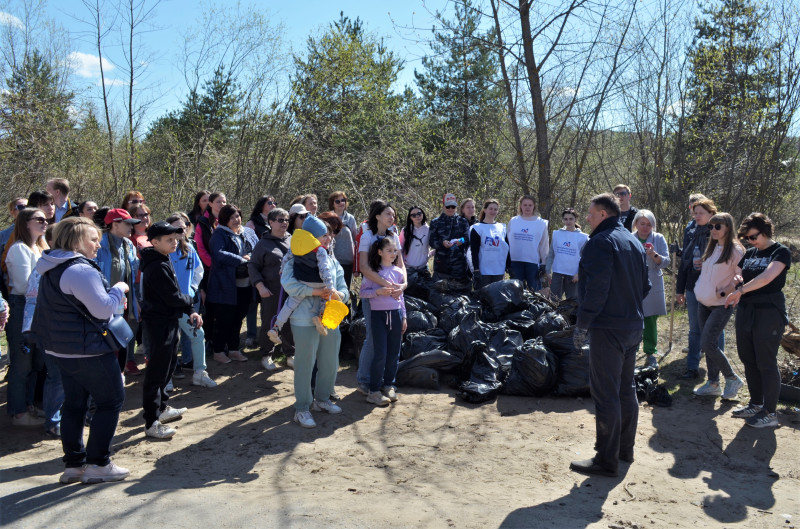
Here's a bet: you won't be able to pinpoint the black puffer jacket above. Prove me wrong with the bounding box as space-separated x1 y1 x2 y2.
429 212 471 279
676 223 711 295
139 247 194 320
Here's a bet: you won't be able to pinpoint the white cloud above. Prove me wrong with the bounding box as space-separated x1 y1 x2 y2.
99 78 126 87
0 12 24 30
68 51 115 78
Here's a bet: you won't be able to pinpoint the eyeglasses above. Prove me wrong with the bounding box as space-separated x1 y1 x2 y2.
30 217 47 224
710 223 724 231
614 191 630 197
266 201 277 206
744 233 760 241
445 205 457 210
274 218 289 224
334 198 347 205
129 199 144 205
410 212 423 218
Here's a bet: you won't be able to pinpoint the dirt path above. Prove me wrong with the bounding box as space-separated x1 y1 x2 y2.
1 347 798 529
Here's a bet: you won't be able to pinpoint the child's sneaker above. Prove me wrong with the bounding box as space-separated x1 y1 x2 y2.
366 391 391 407
159 405 187 424
312 316 328 336
381 386 398 402
145 420 176 439
267 327 282 345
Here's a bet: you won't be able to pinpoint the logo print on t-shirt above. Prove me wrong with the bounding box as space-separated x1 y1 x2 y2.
484 236 501 247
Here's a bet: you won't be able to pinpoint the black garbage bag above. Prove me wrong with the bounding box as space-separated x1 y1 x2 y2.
504 310 539 340
542 327 591 396
457 344 504 403
486 324 524 358
397 348 464 374
404 295 436 314
405 310 438 334
646 385 673 407
430 278 472 294
533 311 568 338
401 329 448 360
503 338 559 396
556 298 579 325
406 268 433 300
479 279 527 321
447 312 486 354
632 365 672 406
523 291 555 320
396 365 440 390
349 317 367 359
438 297 480 332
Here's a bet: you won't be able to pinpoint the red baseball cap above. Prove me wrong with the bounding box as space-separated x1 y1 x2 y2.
104 208 141 225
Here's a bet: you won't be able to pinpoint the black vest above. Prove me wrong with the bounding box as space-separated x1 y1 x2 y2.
33 257 116 357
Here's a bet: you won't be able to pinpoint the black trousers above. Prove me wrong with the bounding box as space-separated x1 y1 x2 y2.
142 317 180 428
589 327 642 472
211 286 251 353
735 303 784 413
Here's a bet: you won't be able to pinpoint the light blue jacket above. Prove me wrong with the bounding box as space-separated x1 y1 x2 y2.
94 232 140 319
170 245 203 298
281 253 349 327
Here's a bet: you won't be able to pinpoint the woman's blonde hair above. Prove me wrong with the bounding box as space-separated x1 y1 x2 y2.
52 217 101 253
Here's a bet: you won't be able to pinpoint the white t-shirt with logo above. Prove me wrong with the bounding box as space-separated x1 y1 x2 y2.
508 216 549 264
551 228 589 276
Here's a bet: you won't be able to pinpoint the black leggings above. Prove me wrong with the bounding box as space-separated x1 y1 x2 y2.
211 286 252 353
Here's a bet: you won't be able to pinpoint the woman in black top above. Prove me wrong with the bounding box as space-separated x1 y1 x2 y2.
725 213 791 428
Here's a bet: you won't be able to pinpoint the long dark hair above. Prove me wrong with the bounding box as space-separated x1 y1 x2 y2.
249 195 275 221
367 200 394 235
402 206 426 255
190 190 210 219
206 192 224 225
367 236 398 272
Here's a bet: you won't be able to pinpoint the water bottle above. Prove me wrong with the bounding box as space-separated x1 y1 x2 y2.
692 245 702 271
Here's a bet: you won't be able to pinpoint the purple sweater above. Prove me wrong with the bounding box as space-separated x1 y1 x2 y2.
359 264 406 317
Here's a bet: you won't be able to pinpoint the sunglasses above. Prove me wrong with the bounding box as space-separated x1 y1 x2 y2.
614 191 630 197
709 223 725 231
744 233 760 241
410 212 423 218
445 205 457 210
129 199 145 205
15 204 27 211
266 201 277 206
137 213 150 219
274 218 289 224
334 198 347 204
30 217 47 224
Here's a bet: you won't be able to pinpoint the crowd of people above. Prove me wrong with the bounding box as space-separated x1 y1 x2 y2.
0 179 791 483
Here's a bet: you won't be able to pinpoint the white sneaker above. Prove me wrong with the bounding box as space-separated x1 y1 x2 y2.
722 376 744 400
159 405 187 424
693 380 722 397
81 461 130 483
267 328 282 345
12 412 45 427
367 391 391 407
312 399 342 414
381 386 398 402
165 379 174 392
286 356 294 369
59 466 85 484
192 370 217 387
145 420 176 439
294 410 316 428
261 356 278 371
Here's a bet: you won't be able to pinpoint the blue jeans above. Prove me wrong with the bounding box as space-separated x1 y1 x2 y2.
686 289 724 371
510 261 541 291
6 295 42 415
369 309 403 392
179 312 207 372
356 298 374 387
43 354 64 430
54 353 125 467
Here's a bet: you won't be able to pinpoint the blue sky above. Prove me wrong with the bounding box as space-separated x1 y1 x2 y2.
20 0 448 128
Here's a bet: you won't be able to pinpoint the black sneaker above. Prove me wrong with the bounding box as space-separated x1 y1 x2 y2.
678 369 699 380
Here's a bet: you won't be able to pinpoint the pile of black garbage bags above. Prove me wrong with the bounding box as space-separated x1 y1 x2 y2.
343 278 594 404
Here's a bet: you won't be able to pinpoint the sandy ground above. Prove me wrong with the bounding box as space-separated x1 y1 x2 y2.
1 326 799 529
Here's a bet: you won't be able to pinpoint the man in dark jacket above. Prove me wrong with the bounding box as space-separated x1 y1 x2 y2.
139 222 203 439
571 193 650 477
429 193 471 281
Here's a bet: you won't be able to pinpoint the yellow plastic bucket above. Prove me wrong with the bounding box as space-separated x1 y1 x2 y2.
321 299 349 329
290 229 320 256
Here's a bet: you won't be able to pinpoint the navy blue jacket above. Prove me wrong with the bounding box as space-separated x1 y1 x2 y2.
577 216 650 330
207 227 252 305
